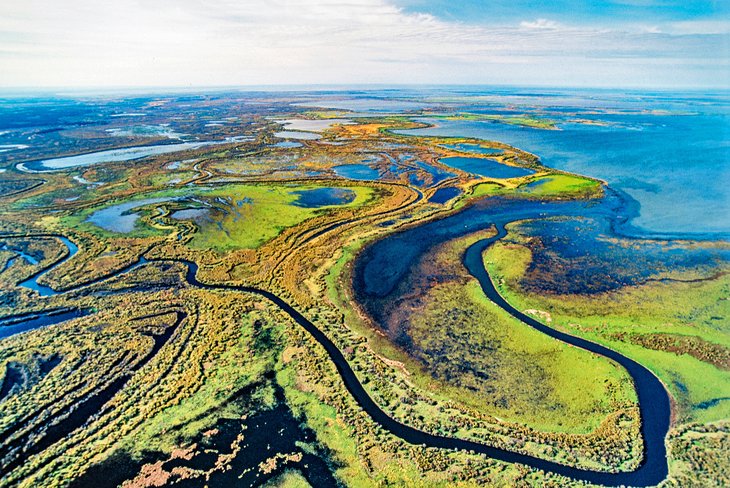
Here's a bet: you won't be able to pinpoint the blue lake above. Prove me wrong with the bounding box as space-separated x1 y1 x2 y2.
440 156 534 179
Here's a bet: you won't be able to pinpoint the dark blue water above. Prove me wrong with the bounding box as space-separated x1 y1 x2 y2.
18 236 78 296
463 228 671 487
514 217 729 294
292 187 355 207
441 156 534 179
428 187 461 204
354 197 609 310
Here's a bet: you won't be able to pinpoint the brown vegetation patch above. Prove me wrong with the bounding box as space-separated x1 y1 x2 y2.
613 332 730 370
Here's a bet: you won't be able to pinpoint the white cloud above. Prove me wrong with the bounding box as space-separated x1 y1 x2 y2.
667 20 730 35
519 19 561 30
639 25 662 34
0 0 727 88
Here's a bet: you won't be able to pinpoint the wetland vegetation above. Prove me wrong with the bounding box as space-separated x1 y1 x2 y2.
0 89 727 487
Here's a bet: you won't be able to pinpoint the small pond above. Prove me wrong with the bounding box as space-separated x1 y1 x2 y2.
273 141 303 148
87 197 176 233
333 164 380 181
292 187 356 207
428 187 462 204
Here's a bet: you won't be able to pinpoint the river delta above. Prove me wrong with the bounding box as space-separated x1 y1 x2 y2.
0 89 728 487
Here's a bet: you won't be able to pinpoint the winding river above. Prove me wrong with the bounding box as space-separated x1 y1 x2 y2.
2 194 671 486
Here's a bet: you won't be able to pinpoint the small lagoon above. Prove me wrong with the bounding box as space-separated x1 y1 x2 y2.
440 156 534 179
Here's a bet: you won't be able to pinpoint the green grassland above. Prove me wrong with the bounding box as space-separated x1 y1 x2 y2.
281 282 590 486
398 232 638 434
185 184 374 251
263 470 312 488
484 232 730 425
472 174 603 200
320 230 642 472
60 183 374 251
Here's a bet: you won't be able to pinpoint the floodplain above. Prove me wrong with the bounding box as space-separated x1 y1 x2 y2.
0 89 728 487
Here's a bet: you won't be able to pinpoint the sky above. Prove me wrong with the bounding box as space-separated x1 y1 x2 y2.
0 0 728 89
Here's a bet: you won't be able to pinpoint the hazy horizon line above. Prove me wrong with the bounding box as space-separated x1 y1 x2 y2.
2 82 729 98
